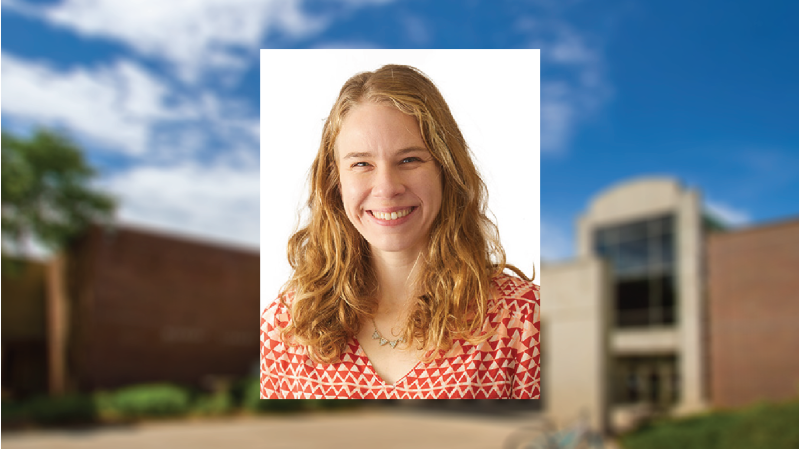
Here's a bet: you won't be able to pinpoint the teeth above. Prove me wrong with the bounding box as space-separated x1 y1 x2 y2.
372 208 413 221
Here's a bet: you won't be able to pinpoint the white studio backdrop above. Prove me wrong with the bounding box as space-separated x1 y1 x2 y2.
261 49 540 310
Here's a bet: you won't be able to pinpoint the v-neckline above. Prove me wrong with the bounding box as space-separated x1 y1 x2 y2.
352 337 423 387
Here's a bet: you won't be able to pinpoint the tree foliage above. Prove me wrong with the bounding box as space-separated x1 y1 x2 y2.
1 129 116 267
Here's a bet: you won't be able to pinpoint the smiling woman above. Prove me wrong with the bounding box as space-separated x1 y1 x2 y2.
260 64 540 399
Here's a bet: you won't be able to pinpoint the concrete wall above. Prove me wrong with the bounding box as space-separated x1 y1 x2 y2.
706 220 799 408
577 177 706 414
66 225 259 390
541 257 610 432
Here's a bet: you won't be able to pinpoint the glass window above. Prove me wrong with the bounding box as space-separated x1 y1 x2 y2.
594 215 676 328
612 355 678 407
617 279 650 327
616 238 649 276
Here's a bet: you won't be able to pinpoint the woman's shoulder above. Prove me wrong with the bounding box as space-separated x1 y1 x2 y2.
489 272 540 316
261 291 294 329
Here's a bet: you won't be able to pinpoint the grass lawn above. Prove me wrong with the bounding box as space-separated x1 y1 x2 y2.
620 400 798 449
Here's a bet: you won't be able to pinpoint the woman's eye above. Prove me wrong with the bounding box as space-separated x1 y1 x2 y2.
401 157 422 164
351 162 370 168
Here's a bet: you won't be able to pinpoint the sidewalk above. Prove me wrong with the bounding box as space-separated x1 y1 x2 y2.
2 408 544 449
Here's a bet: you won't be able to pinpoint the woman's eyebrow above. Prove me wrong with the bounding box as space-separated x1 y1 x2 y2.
342 147 427 160
396 146 428 155
342 151 371 159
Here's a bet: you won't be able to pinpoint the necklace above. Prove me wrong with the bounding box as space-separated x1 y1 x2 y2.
371 318 405 349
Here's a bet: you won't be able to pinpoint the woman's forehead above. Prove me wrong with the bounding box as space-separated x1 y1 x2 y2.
334 102 427 158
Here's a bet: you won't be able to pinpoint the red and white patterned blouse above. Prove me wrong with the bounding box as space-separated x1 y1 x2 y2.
260 274 540 399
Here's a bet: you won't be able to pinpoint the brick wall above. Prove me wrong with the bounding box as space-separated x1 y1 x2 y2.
706 219 798 408
67 225 259 390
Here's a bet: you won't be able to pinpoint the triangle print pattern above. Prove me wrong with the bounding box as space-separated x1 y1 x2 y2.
260 274 540 399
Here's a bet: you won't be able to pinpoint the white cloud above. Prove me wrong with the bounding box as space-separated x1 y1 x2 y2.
2 52 261 247
541 81 577 153
549 28 597 66
44 0 324 81
2 53 260 161
705 201 751 228
401 14 431 46
104 162 260 249
528 24 611 154
2 49 261 248
13 0 393 82
2 54 192 155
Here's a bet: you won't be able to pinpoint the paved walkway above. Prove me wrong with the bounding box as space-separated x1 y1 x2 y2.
2 408 549 449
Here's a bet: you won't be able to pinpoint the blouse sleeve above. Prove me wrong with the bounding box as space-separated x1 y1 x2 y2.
260 300 283 399
512 285 541 399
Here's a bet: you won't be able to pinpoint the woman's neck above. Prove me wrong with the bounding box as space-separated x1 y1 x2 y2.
371 249 422 316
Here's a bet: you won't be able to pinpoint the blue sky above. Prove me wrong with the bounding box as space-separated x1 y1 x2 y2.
2 0 797 260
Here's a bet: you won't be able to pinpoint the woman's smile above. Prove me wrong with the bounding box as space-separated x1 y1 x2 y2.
367 206 417 224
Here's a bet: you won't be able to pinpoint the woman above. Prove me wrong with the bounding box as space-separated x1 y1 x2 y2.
261 64 540 399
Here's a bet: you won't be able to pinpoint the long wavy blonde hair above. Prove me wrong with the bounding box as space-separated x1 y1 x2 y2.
280 64 530 363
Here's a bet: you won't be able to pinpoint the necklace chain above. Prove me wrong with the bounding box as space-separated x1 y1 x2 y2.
371 318 405 349
371 252 419 350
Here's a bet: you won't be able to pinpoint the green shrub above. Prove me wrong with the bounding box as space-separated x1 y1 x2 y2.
191 391 234 416
240 377 265 411
97 384 190 419
2 394 97 425
1 400 27 424
621 400 799 449
229 377 251 407
3 377 367 428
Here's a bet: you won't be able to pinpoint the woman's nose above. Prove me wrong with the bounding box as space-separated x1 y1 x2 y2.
372 166 405 198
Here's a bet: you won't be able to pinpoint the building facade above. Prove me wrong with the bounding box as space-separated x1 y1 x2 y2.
2 224 260 398
542 177 798 433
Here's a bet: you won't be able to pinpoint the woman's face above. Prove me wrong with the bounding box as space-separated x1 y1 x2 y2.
336 102 442 258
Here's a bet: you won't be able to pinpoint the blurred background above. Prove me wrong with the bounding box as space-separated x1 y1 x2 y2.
2 0 797 448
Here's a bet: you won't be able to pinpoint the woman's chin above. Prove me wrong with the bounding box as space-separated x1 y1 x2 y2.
367 239 425 257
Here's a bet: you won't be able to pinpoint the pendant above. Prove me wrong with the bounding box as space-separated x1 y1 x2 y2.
371 319 404 349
